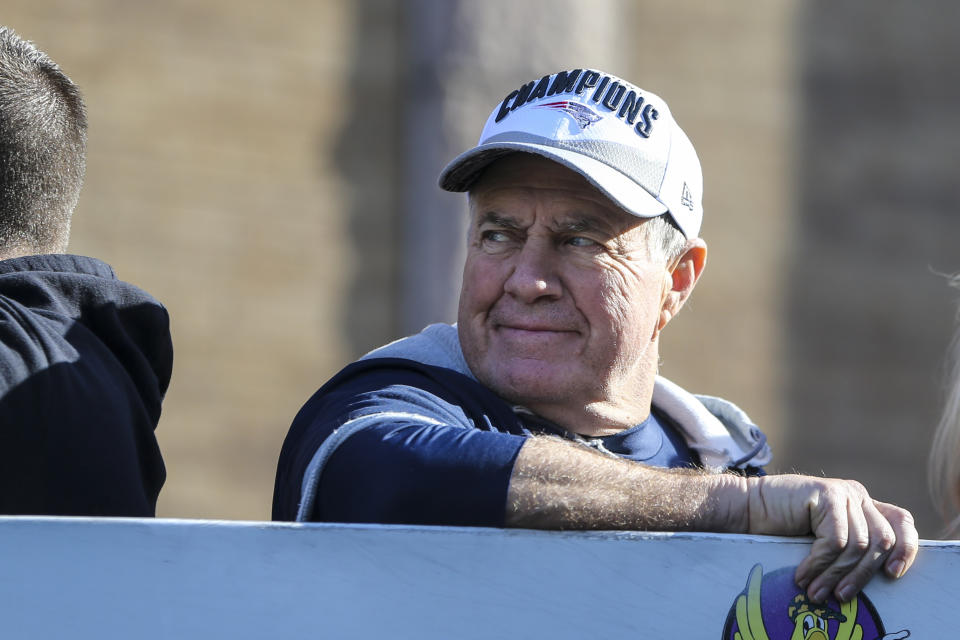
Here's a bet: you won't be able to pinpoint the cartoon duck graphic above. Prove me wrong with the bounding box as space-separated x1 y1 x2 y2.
785 592 858 640
730 564 909 640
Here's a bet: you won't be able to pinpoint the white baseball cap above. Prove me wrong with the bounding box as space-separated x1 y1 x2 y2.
439 69 703 238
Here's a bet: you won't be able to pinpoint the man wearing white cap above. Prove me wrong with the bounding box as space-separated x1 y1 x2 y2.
274 69 916 604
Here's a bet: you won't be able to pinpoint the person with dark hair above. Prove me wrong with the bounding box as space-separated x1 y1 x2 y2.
0 26 171 516
275 69 917 604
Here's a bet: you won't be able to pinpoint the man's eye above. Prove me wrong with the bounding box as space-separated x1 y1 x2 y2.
481 230 510 243
566 236 598 248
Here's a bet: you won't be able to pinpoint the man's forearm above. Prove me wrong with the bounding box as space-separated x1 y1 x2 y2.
505 436 750 531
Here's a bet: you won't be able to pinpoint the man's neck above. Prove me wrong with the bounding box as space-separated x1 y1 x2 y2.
531 400 653 438
521 371 658 438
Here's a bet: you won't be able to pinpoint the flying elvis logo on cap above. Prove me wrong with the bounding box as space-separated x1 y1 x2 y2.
535 101 601 129
438 69 704 238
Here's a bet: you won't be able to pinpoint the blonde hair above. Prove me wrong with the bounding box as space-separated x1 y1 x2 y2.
929 275 960 537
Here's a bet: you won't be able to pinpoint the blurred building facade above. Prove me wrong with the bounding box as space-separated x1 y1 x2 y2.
4 1 957 535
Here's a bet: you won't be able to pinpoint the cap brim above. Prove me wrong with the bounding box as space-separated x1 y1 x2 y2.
438 142 668 219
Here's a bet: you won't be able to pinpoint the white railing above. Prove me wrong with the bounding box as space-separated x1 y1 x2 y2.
0 517 951 638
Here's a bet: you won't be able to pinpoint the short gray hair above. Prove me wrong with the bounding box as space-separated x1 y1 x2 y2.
0 26 87 255
641 213 690 265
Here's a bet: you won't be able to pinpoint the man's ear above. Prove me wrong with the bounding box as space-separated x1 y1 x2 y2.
656 239 707 335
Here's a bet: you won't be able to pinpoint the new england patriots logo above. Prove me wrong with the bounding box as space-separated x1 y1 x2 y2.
536 101 601 129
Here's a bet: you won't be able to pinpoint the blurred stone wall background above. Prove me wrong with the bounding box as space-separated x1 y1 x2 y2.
4 1 957 536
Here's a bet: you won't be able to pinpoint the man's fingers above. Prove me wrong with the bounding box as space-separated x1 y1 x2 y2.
874 500 919 579
793 488 850 590
817 497 895 602
797 492 873 601
796 487 915 604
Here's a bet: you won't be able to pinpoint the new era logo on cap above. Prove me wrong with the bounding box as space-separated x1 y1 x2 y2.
681 182 695 211
439 68 703 238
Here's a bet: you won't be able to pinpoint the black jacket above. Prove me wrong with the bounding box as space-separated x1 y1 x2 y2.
0 254 171 516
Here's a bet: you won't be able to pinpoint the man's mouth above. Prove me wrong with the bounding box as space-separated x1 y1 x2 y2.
494 324 580 343
495 320 577 333
503 324 563 331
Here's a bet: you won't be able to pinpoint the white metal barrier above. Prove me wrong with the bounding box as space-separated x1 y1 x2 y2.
0 517 952 638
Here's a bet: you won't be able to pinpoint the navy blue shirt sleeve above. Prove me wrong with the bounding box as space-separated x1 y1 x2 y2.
273 359 530 526
320 419 525 526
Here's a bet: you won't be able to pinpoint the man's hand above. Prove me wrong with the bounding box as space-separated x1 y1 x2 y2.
742 475 918 603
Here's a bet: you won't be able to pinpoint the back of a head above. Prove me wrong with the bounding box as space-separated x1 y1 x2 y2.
0 26 86 257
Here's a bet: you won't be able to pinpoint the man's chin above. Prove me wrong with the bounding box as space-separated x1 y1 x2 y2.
486 368 577 409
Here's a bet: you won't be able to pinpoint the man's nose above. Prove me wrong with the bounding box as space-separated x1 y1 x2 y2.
503 240 562 303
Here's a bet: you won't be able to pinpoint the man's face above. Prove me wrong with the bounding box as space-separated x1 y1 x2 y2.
457 154 679 422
